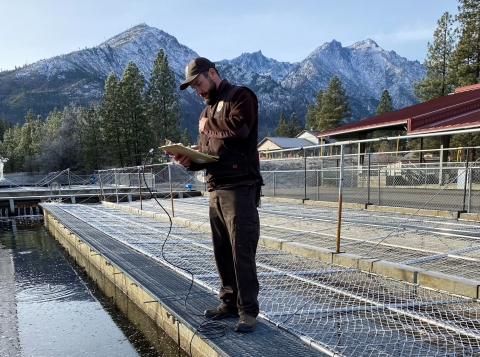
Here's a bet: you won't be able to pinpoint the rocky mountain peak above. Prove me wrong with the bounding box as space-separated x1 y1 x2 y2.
99 23 156 48
0 24 425 140
221 50 297 83
349 38 380 51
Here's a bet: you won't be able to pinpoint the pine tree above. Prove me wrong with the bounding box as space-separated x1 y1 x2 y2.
453 0 480 86
287 112 302 137
35 105 82 172
180 128 193 146
78 104 103 172
376 90 393 115
318 76 351 131
57 105 82 171
305 104 316 131
413 12 456 101
100 73 125 167
18 110 43 172
44 108 62 142
0 118 13 140
274 112 289 137
146 49 182 147
305 89 324 130
370 90 402 152
2 124 22 172
118 62 148 166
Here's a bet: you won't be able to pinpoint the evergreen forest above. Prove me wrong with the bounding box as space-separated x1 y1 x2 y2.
1 0 480 173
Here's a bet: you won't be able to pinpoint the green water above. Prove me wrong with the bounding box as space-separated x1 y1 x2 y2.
0 221 176 357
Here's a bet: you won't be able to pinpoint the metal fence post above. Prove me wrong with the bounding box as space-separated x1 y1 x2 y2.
336 145 345 253
138 169 142 210
273 171 276 198
316 169 319 201
425 164 427 188
378 167 381 206
367 154 372 206
468 166 473 213
151 167 155 191
98 172 104 201
321 160 324 187
303 148 309 202
113 169 118 203
168 164 175 217
115 169 119 203
462 148 470 212
439 144 444 186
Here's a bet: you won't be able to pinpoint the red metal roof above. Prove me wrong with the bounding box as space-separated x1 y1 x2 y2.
410 108 480 133
318 87 480 137
455 83 480 93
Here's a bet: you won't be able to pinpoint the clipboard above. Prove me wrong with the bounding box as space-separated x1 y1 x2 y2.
159 143 219 164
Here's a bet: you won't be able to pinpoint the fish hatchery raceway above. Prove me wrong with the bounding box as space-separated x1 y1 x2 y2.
3 194 480 356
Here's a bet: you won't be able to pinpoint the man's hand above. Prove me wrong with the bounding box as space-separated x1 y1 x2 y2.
166 152 191 168
199 117 208 133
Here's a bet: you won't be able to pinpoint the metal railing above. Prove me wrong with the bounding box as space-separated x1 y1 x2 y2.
259 145 480 214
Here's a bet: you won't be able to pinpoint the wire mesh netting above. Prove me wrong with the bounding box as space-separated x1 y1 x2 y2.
258 146 480 213
80 145 480 215
0 169 94 193
122 197 480 282
42 201 480 357
15 143 480 356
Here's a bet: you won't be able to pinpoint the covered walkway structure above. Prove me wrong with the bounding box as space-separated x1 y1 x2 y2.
317 84 480 164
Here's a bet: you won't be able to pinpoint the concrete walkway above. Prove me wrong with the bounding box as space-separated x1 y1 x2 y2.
0 247 20 357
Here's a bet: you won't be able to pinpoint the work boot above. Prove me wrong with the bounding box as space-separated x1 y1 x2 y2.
234 315 256 333
204 305 239 320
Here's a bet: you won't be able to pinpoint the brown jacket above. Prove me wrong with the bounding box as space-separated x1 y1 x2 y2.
188 79 262 188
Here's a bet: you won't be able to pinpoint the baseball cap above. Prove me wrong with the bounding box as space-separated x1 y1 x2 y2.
179 57 216 90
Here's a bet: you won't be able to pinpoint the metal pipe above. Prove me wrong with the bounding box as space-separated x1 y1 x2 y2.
138 169 142 210
335 145 344 253
168 164 175 217
151 167 155 191
98 173 104 201
468 166 473 213
115 169 119 203
378 167 381 206
367 154 371 205
439 144 444 186
273 171 276 198
462 148 469 212
303 148 308 201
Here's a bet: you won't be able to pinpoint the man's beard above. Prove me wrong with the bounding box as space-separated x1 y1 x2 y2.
204 78 218 106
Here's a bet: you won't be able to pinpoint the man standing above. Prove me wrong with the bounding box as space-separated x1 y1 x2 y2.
173 57 262 333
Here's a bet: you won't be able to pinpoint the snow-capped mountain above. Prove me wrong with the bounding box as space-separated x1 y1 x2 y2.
281 39 425 120
219 51 298 83
0 24 425 138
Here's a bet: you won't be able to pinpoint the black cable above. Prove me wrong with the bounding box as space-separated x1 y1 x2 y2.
140 149 226 354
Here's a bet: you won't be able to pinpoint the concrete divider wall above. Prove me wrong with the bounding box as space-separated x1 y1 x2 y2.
43 211 223 357
101 201 480 299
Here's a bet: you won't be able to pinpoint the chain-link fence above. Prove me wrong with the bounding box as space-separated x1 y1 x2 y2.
33 139 480 356
260 145 480 214
89 145 480 214
4 142 480 215
94 164 205 202
1 169 93 189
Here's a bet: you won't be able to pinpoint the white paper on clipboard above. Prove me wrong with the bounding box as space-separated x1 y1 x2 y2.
159 143 218 164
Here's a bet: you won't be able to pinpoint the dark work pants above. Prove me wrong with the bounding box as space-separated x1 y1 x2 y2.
209 185 260 317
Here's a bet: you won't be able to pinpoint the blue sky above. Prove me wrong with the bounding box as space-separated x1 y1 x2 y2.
1 0 459 71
